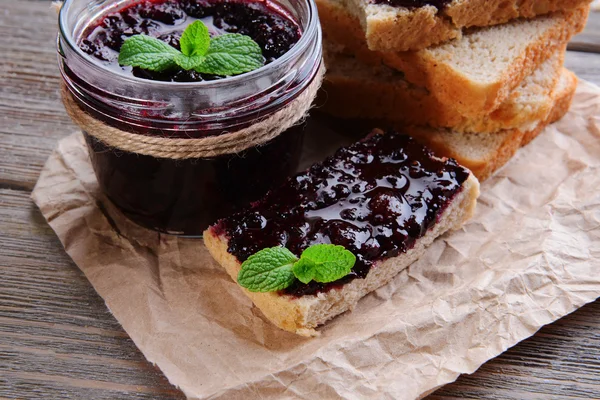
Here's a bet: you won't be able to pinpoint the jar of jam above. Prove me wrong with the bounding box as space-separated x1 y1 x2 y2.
57 0 322 235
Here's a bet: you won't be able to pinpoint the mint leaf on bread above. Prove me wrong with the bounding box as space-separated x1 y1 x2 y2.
237 244 357 292
237 247 298 292
293 244 356 284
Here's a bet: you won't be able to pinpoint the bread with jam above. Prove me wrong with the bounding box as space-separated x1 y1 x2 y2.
204 132 480 336
318 0 589 116
323 0 592 52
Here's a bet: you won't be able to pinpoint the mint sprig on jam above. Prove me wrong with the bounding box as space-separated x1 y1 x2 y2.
237 247 299 293
292 245 357 284
237 244 357 293
118 20 264 76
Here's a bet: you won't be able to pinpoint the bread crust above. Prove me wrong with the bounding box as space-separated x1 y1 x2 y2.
204 174 480 336
400 6 587 117
363 3 460 52
321 46 566 133
446 0 591 28
522 70 578 146
318 0 589 117
406 69 578 181
203 232 316 334
341 0 593 52
320 58 463 128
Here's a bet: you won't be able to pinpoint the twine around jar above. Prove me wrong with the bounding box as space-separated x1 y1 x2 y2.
62 65 324 160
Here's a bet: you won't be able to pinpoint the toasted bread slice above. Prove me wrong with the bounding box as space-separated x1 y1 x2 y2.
407 69 578 181
205 134 480 336
338 0 592 52
321 45 565 133
318 0 589 117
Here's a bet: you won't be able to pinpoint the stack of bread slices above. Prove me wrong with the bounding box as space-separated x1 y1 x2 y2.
317 0 592 180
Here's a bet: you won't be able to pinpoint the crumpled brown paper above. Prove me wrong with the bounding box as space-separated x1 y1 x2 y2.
32 80 600 400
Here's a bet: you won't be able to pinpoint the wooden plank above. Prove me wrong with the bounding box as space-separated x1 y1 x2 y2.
0 189 185 399
0 0 76 191
564 51 600 82
570 11 600 53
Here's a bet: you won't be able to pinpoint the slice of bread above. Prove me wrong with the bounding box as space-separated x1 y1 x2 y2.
318 0 589 117
204 134 480 336
321 45 565 133
339 0 591 52
205 177 478 336
407 69 578 181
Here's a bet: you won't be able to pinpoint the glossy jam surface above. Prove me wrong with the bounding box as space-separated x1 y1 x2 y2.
79 0 301 81
212 132 470 296
371 0 451 9
85 123 305 234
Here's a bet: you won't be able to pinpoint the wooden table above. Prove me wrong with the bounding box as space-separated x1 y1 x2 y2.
1 1 599 398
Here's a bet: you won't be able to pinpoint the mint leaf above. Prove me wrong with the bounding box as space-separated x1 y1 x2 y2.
291 258 317 284
179 20 210 57
117 21 264 76
174 53 205 70
195 34 264 76
293 244 356 284
237 247 299 292
237 244 356 292
118 35 179 71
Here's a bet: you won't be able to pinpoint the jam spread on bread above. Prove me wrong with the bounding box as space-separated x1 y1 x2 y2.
371 0 451 9
79 0 301 81
212 132 470 296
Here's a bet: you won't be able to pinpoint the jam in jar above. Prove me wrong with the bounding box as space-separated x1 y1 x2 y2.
58 0 322 235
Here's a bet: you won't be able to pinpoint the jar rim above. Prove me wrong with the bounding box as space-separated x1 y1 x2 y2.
58 0 319 88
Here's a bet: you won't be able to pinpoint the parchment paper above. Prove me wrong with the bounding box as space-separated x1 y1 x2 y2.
32 81 600 399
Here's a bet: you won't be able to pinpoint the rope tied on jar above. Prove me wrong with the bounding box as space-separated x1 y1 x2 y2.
61 65 324 160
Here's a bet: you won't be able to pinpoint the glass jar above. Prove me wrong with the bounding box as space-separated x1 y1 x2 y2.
57 0 322 235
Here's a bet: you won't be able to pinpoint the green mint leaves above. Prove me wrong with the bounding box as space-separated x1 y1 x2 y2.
179 20 210 57
237 244 356 293
195 34 265 76
237 247 299 293
292 245 356 284
118 35 180 71
117 21 264 76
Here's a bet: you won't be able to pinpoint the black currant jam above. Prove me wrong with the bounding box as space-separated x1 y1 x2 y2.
79 0 301 82
370 0 451 10
59 0 322 235
211 132 470 296
84 124 305 234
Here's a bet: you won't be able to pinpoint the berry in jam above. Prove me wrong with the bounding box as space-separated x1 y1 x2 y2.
79 0 302 82
211 131 470 296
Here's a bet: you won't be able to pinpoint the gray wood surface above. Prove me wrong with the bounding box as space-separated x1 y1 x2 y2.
1 1 599 399
570 11 600 53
